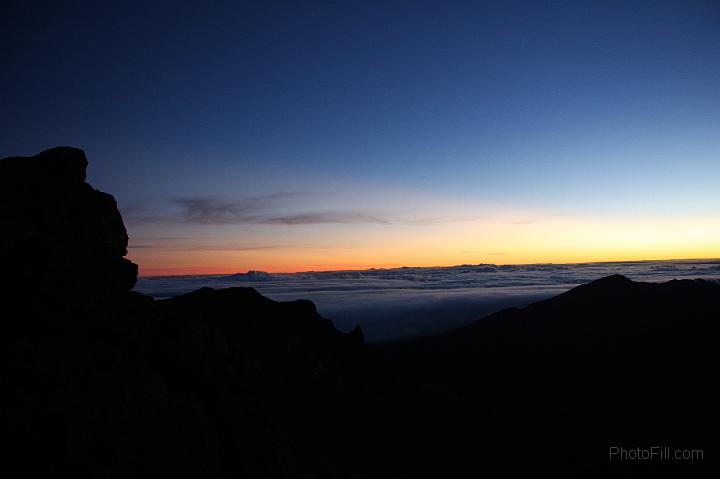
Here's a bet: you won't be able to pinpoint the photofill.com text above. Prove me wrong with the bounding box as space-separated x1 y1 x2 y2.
609 446 703 461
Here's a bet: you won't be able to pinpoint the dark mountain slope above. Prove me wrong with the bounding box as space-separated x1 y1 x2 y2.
375 274 719 476
388 273 718 384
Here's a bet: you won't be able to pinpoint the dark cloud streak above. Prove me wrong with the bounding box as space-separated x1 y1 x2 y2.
125 195 476 226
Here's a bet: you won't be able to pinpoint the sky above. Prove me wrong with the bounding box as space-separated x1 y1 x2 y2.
2 0 719 275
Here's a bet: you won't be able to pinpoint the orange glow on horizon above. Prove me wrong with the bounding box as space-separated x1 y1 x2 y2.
130 215 720 277
137 263 406 277
138 255 720 277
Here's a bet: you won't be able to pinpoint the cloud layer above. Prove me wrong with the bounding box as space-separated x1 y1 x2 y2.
134 259 720 342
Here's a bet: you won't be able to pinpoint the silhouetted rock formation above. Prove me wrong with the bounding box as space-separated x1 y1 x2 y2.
4 148 366 478
0 146 137 293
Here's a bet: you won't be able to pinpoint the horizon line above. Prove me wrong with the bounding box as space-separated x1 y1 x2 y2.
136 256 720 278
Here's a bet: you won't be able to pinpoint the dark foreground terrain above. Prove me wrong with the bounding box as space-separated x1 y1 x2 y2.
3 148 717 478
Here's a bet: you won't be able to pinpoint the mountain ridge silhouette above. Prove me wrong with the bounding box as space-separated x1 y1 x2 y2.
3 147 715 478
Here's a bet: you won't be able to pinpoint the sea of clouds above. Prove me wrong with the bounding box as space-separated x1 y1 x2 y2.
134 259 720 342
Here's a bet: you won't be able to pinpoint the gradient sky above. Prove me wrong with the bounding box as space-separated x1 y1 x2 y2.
3 0 719 275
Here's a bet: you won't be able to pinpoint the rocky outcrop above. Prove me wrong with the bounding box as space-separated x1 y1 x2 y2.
0 146 137 293
3 148 367 478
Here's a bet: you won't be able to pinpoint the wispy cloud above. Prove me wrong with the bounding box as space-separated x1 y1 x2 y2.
127 240 353 252
125 194 478 227
255 211 390 225
128 243 286 252
175 194 309 224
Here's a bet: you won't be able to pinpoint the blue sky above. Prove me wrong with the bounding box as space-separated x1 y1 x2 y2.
3 1 719 273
